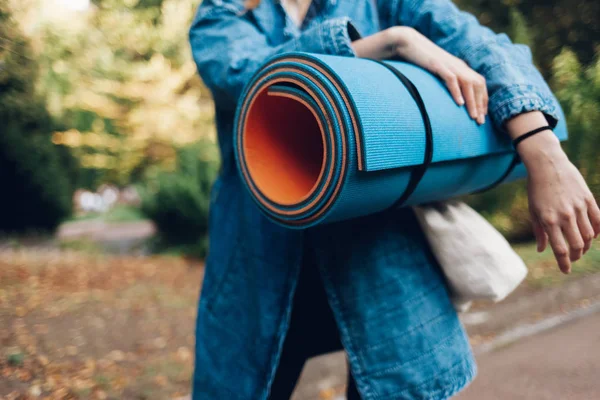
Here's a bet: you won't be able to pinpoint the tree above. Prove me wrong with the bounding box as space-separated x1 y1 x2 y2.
33 0 215 188
456 0 599 76
0 0 73 231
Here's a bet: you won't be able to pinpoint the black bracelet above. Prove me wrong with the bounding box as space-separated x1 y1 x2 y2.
512 125 553 148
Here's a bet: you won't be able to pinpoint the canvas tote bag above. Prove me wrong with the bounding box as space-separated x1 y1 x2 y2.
413 201 528 312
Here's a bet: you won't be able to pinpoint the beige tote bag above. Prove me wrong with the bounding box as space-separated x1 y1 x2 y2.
413 201 528 312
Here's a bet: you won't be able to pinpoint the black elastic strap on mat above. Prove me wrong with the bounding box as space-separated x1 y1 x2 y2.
370 60 433 210
473 154 521 194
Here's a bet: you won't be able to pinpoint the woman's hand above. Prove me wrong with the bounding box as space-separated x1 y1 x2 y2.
351 26 488 124
507 112 600 274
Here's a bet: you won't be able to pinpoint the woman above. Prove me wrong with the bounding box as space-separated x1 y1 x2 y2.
189 1 600 399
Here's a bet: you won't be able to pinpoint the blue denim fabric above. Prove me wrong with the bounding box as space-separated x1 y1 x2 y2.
189 1 560 399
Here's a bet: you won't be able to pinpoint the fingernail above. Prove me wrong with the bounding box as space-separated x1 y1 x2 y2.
459 98 465 105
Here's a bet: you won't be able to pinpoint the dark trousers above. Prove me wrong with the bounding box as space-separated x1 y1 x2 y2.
268 247 361 400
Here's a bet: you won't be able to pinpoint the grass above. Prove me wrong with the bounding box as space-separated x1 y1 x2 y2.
515 239 600 289
145 235 208 260
58 238 104 253
68 205 146 223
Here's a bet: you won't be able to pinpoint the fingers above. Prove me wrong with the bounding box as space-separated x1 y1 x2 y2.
546 223 572 274
461 81 478 121
562 214 584 262
430 54 487 124
532 216 548 252
576 205 595 254
587 196 600 238
457 72 487 125
472 76 488 125
438 67 464 106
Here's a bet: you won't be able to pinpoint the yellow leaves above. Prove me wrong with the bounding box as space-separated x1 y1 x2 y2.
75 90 124 119
65 346 79 357
52 130 82 147
50 387 69 399
153 374 169 387
318 387 338 399
83 134 113 150
175 347 192 363
15 306 28 317
52 60 68 74
80 154 113 169
551 48 582 88
53 130 123 153
29 384 42 397
37 355 50 367
106 350 125 362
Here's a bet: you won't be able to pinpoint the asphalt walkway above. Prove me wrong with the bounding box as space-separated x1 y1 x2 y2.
293 309 600 400
457 310 600 400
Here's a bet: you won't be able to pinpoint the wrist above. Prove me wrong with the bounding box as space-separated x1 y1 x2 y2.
386 26 415 55
505 111 565 169
517 131 566 171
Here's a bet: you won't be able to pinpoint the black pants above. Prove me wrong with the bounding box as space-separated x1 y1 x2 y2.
268 247 361 400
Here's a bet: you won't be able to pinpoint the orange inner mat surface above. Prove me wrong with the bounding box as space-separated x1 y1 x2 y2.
244 88 325 205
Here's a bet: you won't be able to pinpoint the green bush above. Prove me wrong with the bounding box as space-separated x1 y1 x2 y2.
0 0 74 232
140 142 219 258
551 49 600 196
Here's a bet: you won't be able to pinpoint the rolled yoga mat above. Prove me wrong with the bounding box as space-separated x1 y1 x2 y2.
234 52 568 229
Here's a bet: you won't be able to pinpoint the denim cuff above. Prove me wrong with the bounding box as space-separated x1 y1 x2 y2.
313 17 360 57
489 84 560 130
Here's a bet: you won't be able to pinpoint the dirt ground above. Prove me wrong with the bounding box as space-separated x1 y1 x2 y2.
0 248 202 400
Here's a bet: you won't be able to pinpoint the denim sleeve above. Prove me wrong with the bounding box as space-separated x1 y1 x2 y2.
189 0 359 109
378 0 560 129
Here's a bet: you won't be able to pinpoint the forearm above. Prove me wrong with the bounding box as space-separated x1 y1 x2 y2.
351 28 399 60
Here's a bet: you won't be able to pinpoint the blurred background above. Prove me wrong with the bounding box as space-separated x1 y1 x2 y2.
0 0 598 399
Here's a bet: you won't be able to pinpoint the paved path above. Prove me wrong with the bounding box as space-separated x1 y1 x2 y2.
57 220 155 254
57 220 155 242
291 310 600 400
456 311 600 400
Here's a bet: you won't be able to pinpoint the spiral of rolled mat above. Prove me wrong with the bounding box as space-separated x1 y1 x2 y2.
234 53 567 229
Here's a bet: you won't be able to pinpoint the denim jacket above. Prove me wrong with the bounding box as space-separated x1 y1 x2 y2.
189 1 560 399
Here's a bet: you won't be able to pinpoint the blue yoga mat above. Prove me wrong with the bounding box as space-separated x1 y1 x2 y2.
234 52 567 229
